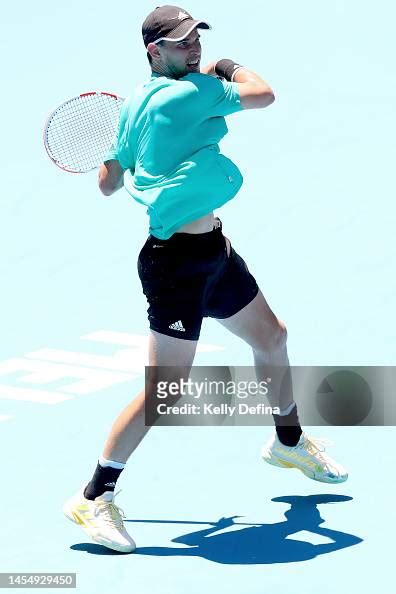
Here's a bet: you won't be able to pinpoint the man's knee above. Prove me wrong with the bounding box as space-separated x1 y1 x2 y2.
255 319 288 354
277 319 288 343
271 320 288 351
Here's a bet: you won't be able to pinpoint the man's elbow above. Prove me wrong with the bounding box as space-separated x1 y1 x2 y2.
99 180 117 196
98 167 113 196
98 164 124 196
241 84 276 110
259 88 275 108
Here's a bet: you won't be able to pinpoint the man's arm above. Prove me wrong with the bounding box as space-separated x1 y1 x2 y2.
202 61 275 110
98 160 125 196
234 68 275 110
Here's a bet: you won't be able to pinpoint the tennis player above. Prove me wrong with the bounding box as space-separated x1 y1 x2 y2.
63 5 348 553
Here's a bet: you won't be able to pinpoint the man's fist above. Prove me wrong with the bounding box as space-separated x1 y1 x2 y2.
200 61 218 76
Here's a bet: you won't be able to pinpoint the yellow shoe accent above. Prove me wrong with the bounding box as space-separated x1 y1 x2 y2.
262 433 348 483
63 488 136 553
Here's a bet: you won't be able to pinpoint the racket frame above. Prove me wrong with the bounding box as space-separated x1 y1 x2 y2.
43 91 123 174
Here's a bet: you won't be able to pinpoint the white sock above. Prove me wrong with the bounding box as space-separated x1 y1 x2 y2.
98 455 126 470
278 401 297 417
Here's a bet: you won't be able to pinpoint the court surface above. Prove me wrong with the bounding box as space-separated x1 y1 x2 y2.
1 0 395 592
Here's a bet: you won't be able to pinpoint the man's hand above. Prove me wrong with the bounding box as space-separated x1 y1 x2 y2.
200 61 218 76
213 516 241 529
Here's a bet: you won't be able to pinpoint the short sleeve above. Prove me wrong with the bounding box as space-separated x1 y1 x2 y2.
103 140 119 163
207 78 242 117
181 73 242 118
102 102 129 165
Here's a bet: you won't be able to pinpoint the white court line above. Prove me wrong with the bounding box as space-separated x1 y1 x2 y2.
0 358 135 396
0 332 225 407
25 348 145 374
0 386 73 404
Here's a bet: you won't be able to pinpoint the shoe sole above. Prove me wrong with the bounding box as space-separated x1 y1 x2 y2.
262 452 348 484
63 502 135 553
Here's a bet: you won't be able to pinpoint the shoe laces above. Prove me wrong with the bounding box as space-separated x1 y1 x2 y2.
93 490 126 529
297 436 334 470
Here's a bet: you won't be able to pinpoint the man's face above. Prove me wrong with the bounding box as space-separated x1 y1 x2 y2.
151 29 202 78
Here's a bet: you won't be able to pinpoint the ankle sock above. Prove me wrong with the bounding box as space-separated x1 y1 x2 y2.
98 455 126 470
272 402 303 447
83 460 125 500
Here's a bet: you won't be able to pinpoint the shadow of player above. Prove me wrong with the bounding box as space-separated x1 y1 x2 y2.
133 494 362 564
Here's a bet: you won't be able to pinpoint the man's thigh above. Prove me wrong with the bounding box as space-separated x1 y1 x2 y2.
146 330 198 416
148 329 198 367
214 289 286 351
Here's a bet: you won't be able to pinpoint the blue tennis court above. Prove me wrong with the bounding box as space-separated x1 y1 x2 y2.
1 0 395 592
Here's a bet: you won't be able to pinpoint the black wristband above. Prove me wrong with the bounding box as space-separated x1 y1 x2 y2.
215 59 243 82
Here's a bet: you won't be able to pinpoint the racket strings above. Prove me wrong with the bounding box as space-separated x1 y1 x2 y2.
45 94 123 172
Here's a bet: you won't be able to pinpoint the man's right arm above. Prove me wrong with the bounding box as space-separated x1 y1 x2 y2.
98 160 124 196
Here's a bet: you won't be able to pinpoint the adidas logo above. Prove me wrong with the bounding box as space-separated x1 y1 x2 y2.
104 482 116 487
169 320 185 332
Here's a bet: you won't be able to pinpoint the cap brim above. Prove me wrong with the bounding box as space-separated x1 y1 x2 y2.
154 20 211 44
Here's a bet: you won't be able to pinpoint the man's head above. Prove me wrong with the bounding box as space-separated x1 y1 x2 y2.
142 5 211 78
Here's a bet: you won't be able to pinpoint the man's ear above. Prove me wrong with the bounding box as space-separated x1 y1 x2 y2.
147 42 161 61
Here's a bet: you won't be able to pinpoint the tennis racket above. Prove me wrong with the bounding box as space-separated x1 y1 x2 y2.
43 91 124 174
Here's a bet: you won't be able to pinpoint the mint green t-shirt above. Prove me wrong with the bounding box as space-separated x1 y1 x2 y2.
106 72 243 239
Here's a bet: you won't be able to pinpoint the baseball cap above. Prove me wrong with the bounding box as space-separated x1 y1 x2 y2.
142 5 211 46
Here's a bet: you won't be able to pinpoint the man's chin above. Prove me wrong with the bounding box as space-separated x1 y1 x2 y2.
186 64 200 73
177 64 200 78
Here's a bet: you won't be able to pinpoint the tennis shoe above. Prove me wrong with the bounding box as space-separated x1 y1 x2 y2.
63 487 136 553
261 432 348 483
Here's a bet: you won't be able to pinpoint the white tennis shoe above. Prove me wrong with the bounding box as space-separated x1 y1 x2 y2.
261 432 348 483
63 487 136 553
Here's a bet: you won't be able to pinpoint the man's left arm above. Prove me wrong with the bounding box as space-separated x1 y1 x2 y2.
200 60 274 113
98 160 125 196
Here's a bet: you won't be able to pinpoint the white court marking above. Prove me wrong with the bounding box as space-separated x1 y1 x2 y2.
0 331 224 405
0 385 73 404
0 358 137 396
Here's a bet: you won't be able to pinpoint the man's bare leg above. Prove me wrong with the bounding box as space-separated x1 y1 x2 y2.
63 330 198 552
215 282 348 483
216 285 293 411
102 329 198 463
215 279 301 445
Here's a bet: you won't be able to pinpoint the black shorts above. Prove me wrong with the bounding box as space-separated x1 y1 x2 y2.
137 218 259 340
